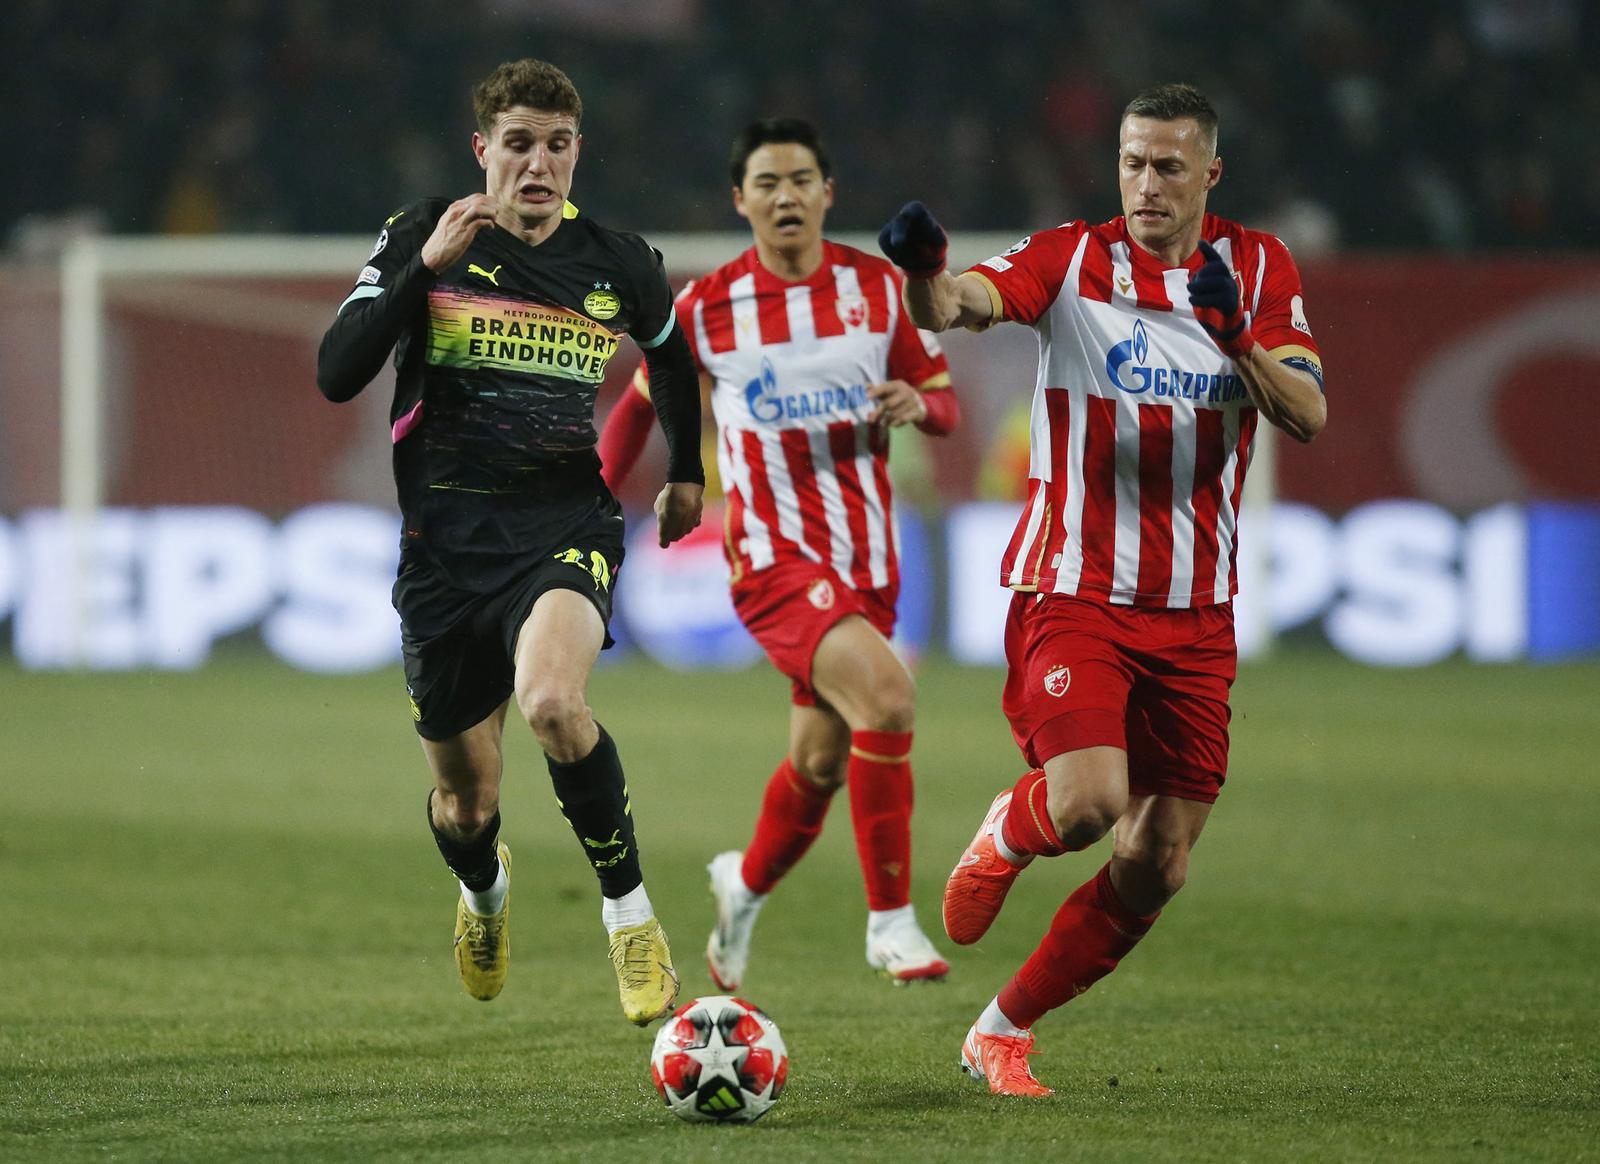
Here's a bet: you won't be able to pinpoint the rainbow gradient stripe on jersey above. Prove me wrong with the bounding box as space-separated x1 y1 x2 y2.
426 289 622 383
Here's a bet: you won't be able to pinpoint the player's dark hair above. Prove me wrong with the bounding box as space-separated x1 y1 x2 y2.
730 118 832 186
1122 83 1219 154
472 59 583 134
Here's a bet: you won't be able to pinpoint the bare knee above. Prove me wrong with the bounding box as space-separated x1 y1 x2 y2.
856 673 916 735
1110 851 1188 914
1050 788 1125 851
791 742 847 792
432 787 499 841
516 684 591 749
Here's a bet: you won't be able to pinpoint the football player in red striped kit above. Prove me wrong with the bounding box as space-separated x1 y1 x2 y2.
881 84 1327 1096
600 119 960 987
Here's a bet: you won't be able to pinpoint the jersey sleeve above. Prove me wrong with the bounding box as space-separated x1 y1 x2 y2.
315 200 441 403
623 238 678 352
959 224 1084 327
630 280 705 403
671 279 706 372
1249 234 1323 384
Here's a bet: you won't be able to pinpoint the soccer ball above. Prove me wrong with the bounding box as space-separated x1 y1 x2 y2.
649 995 788 1123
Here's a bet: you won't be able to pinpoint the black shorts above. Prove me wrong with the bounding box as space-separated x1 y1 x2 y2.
397 510 625 741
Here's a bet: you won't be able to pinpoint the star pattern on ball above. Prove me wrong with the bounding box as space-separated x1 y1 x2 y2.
684 1041 746 1075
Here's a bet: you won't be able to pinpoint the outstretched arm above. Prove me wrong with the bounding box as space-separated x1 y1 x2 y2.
902 272 996 333
879 201 995 332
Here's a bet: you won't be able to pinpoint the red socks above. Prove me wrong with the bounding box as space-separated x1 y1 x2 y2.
997 862 1159 1029
1001 768 1069 857
740 731 915 910
846 729 915 911
740 759 835 894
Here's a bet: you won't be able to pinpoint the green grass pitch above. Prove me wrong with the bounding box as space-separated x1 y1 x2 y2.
3 651 1597 1161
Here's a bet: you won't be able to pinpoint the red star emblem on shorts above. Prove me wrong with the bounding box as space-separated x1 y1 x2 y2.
807 579 836 610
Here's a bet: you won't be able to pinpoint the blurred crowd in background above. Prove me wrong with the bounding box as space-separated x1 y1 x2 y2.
6 0 1598 254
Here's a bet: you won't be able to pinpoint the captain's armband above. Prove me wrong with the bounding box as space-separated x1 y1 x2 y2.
1280 354 1325 392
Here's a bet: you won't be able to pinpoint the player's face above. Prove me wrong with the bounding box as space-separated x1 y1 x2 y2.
1118 116 1221 258
473 106 582 234
733 143 834 253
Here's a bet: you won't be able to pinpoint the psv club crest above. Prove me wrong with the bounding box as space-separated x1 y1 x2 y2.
1043 665 1072 697
807 579 836 611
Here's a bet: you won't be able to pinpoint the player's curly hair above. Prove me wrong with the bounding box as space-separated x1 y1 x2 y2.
1123 84 1218 155
730 118 832 186
472 59 582 134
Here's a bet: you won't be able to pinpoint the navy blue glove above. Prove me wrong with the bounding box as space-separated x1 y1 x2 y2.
878 201 948 278
1187 239 1255 358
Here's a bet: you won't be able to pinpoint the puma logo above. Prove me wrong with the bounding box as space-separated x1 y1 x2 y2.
583 829 623 849
468 263 503 286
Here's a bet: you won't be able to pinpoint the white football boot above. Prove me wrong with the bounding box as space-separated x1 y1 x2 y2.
865 904 950 984
705 850 766 991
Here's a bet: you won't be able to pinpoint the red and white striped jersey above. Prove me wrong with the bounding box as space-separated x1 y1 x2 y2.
965 213 1322 608
679 241 952 588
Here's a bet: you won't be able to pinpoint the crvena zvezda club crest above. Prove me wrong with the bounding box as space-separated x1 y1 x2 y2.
807 579 835 610
1043 666 1071 697
836 296 868 329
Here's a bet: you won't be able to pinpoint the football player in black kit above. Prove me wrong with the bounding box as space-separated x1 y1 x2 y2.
316 58 703 1026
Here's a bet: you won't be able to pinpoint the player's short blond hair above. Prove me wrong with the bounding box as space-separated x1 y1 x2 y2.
1122 83 1218 157
472 59 582 134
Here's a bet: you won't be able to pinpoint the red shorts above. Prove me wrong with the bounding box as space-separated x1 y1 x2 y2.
731 557 898 706
1001 592 1237 804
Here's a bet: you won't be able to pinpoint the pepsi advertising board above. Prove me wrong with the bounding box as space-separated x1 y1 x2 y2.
0 500 1592 671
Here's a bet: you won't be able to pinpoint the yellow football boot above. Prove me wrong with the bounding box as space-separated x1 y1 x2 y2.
453 843 510 1001
608 917 679 1025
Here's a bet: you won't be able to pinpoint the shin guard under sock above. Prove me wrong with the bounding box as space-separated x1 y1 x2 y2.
1000 768 1069 857
547 724 644 898
742 758 836 894
846 729 914 911
997 861 1159 1028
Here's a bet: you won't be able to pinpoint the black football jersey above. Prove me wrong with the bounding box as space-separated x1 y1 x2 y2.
318 198 677 591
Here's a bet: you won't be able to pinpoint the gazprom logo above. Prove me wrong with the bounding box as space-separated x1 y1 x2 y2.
1103 318 1248 404
1105 319 1153 393
745 358 783 422
744 356 870 424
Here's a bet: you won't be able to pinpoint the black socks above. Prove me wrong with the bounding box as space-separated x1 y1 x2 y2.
547 724 643 898
426 790 502 892
426 724 641 899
